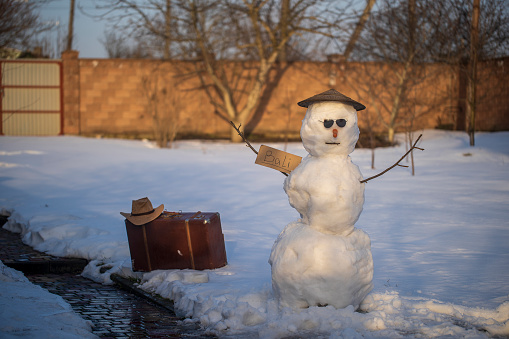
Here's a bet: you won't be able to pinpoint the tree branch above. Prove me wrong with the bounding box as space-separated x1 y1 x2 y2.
229 121 258 155
229 121 288 177
361 134 424 184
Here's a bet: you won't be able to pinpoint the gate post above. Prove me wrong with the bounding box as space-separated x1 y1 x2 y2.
62 50 80 135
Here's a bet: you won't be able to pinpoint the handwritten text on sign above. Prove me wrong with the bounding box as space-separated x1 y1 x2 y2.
255 145 302 174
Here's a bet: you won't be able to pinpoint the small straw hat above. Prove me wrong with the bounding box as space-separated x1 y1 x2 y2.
297 89 366 111
120 197 164 226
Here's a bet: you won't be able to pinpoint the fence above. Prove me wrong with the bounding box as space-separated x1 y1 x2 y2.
0 59 63 136
2 53 508 138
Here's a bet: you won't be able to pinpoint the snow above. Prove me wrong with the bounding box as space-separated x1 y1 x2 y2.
0 262 96 338
300 101 359 157
284 151 365 236
1 130 508 338
269 222 373 310
270 101 373 310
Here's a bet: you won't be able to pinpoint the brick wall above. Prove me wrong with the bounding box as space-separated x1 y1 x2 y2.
61 51 509 140
476 58 509 131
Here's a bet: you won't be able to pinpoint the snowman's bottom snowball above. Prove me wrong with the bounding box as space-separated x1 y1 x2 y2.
269 221 373 310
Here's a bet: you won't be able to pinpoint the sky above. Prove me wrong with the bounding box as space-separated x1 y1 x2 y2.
36 0 361 60
38 0 108 58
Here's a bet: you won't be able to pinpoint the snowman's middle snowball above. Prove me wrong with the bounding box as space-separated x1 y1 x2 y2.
284 154 365 235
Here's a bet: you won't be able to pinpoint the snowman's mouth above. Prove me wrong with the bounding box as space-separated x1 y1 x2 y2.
325 142 341 145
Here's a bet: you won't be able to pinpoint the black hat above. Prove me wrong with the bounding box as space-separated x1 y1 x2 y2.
297 89 366 111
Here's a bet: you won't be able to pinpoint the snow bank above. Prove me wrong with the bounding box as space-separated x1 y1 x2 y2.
0 261 96 338
1 131 508 337
133 269 508 338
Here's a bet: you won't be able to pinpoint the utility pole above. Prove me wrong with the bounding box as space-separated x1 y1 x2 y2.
67 0 76 50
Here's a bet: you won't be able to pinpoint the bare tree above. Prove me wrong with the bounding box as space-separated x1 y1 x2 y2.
90 0 363 142
94 0 359 141
100 29 154 58
466 0 480 146
101 30 130 58
359 87 378 169
0 0 53 53
365 0 418 145
141 64 183 148
347 0 456 145
342 0 376 62
460 0 508 146
277 87 298 151
347 0 507 148
29 22 67 58
180 0 352 142
89 0 175 59
424 0 508 144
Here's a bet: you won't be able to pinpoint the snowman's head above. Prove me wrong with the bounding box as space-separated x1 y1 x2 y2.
300 101 359 157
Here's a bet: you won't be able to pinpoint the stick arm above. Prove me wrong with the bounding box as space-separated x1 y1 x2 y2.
229 121 259 155
229 121 288 177
360 134 424 184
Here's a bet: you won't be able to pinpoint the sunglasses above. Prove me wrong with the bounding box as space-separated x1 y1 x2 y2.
323 119 347 128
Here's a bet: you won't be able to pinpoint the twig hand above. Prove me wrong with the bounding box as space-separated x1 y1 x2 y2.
229 121 289 177
229 121 259 155
360 134 424 184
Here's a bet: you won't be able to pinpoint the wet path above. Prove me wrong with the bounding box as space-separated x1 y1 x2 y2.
0 225 212 338
28 273 202 338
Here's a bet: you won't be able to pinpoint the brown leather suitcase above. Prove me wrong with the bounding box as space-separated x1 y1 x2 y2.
125 211 227 272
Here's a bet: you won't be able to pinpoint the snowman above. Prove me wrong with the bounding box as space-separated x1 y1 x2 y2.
269 89 373 310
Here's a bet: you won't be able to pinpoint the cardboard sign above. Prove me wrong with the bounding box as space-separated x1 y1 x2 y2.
255 145 302 174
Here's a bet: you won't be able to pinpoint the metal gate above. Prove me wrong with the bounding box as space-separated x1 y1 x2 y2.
0 59 63 136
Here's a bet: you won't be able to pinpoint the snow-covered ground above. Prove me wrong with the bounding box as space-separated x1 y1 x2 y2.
1 130 508 338
0 261 96 338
